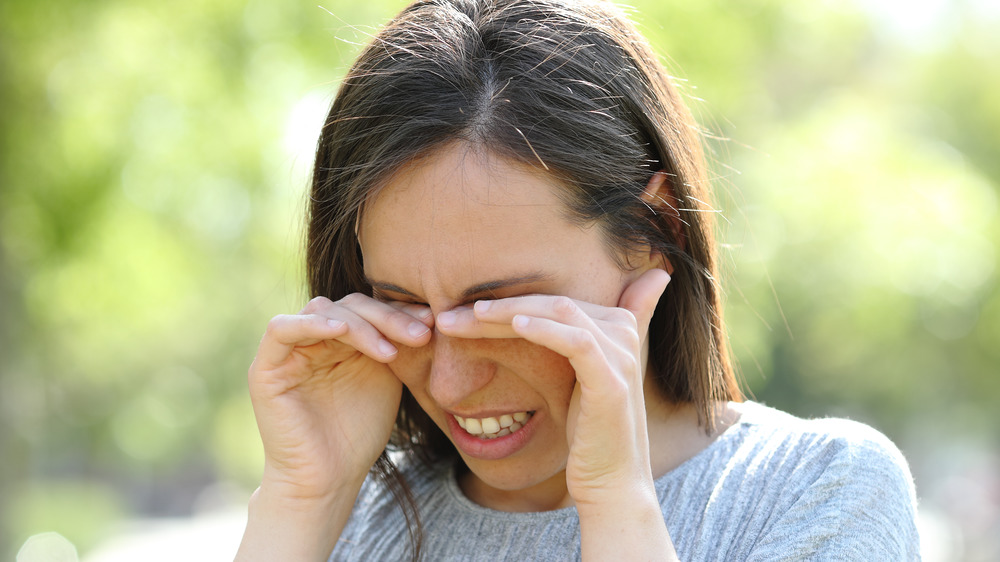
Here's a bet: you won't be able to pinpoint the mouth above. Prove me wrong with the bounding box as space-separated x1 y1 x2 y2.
453 411 534 440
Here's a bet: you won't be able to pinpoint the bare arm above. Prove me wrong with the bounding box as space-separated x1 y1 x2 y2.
236 479 362 561
576 485 678 562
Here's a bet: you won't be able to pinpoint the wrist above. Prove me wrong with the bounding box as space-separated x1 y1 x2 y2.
259 456 369 503
576 485 678 562
574 478 659 520
236 476 366 562
570 464 657 512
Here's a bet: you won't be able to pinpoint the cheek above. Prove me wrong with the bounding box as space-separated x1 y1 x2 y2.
388 345 428 388
517 343 577 411
487 339 579 414
389 338 578 410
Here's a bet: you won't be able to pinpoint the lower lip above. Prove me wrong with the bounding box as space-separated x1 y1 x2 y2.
446 412 539 460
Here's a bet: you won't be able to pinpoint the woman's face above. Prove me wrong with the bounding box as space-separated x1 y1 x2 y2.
358 143 653 510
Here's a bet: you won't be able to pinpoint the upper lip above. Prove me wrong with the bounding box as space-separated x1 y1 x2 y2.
445 408 534 418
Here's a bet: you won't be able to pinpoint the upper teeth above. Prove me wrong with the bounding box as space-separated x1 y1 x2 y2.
455 412 531 439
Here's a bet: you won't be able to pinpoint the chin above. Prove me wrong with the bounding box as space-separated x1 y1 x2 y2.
471 459 562 489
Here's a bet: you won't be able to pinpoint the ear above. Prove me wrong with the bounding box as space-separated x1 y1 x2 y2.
631 247 672 276
640 171 686 271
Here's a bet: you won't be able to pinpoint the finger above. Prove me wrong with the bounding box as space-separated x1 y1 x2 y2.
434 305 520 339
387 300 435 327
326 306 407 362
302 294 432 330
314 293 434 347
257 308 400 366
472 294 620 324
256 313 350 366
616 268 670 338
440 294 626 341
437 298 608 341
510 315 622 394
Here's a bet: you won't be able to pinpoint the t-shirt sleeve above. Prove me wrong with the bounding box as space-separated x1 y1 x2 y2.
745 420 921 561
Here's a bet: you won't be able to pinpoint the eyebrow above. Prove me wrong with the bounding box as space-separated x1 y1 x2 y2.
365 272 553 302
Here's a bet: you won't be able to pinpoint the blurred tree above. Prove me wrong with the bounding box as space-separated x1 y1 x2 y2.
0 0 997 558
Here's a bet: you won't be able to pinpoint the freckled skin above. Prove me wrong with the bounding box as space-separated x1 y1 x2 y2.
359 144 642 510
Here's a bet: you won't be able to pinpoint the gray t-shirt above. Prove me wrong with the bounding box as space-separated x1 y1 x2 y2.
330 401 920 560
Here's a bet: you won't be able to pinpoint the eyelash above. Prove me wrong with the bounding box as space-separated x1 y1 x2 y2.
371 288 514 307
371 289 427 307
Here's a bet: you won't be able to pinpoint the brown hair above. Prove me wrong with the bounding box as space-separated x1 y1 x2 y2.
307 0 741 556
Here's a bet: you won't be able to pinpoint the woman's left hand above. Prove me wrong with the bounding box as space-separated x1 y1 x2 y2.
437 267 671 506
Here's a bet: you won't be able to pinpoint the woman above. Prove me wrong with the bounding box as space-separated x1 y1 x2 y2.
236 0 920 560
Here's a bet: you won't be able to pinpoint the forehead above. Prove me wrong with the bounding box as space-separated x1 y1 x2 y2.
369 145 566 215
357 144 597 302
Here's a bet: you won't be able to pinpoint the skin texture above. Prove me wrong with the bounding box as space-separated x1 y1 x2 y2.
359 143 667 512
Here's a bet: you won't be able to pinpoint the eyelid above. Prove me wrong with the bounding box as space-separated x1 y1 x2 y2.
372 290 427 307
377 286 544 308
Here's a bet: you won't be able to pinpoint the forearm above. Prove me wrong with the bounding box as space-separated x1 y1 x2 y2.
577 488 679 562
235 479 362 562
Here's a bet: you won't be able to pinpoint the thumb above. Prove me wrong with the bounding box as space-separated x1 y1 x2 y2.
617 268 671 337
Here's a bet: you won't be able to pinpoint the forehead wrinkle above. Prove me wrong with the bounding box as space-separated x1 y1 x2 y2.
362 142 579 305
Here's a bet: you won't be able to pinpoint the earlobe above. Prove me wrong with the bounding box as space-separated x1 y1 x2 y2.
627 248 673 280
646 251 673 276
659 254 675 276
641 171 686 253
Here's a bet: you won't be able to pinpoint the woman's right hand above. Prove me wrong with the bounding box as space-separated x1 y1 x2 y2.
247 293 434 503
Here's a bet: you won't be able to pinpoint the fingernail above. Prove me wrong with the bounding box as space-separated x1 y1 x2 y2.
408 322 429 338
378 339 397 357
513 315 530 329
474 300 491 313
437 311 456 328
327 319 345 329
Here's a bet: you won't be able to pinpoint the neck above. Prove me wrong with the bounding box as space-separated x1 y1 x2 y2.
644 379 741 478
458 464 573 512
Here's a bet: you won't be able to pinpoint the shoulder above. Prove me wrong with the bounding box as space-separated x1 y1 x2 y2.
736 401 908 459
733 401 914 489
729 402 921 560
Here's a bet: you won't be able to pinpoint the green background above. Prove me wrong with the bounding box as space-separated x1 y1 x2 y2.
1 0 997 559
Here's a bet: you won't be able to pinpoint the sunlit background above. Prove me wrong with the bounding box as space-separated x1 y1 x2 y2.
1 0 997 560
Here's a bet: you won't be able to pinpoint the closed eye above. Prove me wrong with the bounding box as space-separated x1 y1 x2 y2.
372 288 427 307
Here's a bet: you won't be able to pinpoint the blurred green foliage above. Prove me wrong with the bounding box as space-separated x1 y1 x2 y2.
1 0 998 558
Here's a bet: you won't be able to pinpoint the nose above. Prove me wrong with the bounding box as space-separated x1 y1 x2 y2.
427 328 496 409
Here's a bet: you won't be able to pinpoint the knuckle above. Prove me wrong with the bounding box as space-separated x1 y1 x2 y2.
302 296 331 313
611 307 637 328
604 375 630 399
619 354 640 377
338 292 364 307
387 307 416 326
551 296 578 319
264 314 290 334
568 329 598 354
614 323 641 349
